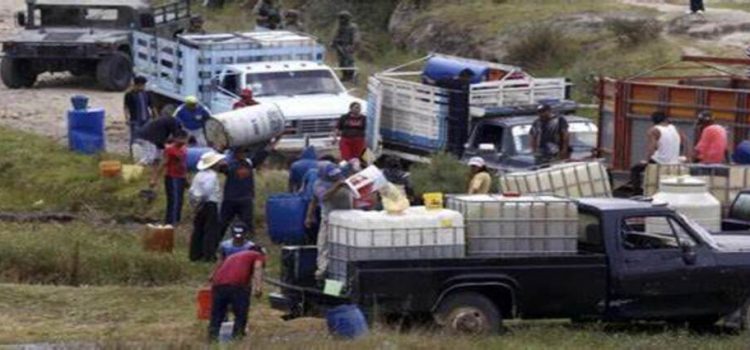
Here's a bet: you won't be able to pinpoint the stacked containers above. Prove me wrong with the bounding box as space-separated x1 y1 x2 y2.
498 162 611 198
446 195 578 256
327 207 465 282
67 108 105 154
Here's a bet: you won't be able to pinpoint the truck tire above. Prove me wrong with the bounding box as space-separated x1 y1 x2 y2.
1 58 37 88
96 52 132 91
434 292 502 335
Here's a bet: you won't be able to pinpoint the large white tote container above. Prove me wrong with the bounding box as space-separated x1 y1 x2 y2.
651 176 721 232
204 103 285 150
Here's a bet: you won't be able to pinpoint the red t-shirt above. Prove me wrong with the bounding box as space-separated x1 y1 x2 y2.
695 124 727 164
212 250 266 287
164 143 187 178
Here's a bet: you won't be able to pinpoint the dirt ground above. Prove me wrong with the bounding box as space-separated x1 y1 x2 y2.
0 0 130 154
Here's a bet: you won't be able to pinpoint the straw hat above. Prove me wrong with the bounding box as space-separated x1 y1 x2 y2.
197 151 226 171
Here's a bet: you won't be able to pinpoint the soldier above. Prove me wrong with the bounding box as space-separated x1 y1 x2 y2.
254 0 282 30
283 9 305 33
331 10 360 82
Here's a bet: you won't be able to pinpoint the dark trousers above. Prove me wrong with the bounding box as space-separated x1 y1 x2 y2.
337 50 355 81
164 176 186 225
208 285 250 341
220 198 254 236
630 159 657 196
190 202 221 262
690 0 705 12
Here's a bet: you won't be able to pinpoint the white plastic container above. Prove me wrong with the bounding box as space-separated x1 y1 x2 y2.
204 103 285 150
327 207 465 281
447 195 578 256
499 161 611 198
652 176 721 232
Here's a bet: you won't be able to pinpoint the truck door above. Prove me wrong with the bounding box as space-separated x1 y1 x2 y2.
212 69 241 114
612 214 716 319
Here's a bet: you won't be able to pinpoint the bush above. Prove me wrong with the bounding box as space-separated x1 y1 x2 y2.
0 223 210 286
606 18 662 47
410 153 469 197
505 24 578 71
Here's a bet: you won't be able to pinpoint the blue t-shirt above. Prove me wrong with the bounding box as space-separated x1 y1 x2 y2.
223 157 255 201
219 239 255 259
174 104 211 131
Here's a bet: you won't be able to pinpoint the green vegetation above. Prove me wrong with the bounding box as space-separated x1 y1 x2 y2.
410 153 469 196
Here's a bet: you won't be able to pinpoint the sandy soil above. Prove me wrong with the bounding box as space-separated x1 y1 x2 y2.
0 0 129 154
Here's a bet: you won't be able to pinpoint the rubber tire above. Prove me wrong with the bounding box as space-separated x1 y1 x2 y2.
686 316 718 333
434 292 502 335
1 58 37 88
96 52 132 91
737 299 750 332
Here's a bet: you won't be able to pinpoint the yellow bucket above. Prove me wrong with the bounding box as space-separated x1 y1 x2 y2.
121 164 144 183
423 192 443 210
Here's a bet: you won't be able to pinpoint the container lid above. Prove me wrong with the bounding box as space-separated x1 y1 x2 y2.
658 176 708 194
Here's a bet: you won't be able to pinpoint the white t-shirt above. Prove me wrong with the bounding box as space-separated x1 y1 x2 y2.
189 169 221 203
652 124 681 164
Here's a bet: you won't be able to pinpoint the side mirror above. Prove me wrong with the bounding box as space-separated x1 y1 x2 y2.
16 11 26 27
681 244 697 265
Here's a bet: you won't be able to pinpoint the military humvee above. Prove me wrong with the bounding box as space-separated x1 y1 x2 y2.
1 0 192 91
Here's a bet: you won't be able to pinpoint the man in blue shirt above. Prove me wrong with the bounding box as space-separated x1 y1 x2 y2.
124 76 158 157
219 145 272 237
174 96 211 146
217 222 255 263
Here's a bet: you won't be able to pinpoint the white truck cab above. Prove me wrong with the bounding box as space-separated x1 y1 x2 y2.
132 30 364 152
213 61 365 151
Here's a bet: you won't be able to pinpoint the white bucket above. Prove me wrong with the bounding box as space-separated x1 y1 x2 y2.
345 165 388 199
204 104 285 150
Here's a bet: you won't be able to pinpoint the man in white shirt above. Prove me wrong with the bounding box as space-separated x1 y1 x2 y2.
189 152 226 262
629 111 687 195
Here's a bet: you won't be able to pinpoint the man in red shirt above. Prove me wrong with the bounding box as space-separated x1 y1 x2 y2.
694 111 728 164
233 89 259 110
208 247 266 341
150 129 189 225
334 102 367 161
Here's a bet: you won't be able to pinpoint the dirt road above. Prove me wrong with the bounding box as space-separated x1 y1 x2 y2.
0 0 130 154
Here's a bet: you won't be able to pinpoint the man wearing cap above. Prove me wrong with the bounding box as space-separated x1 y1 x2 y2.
232 89 259 110
174 96 211 147
530 104 570 165
124 76 158 158
208 246 265 341
305 162 353 280
219 146 272 237
189 151 226 262
218 222 255 263
331 10 360 82
467 157 492 194
694 111 727 164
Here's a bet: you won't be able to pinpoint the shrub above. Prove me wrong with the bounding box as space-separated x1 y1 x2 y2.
410 153 469 197
505 24 578 71
606 17 662 47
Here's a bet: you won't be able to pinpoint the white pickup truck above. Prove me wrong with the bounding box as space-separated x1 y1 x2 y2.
132 30 365 151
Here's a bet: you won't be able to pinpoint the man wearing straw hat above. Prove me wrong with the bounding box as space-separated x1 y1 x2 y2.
189 151 227 262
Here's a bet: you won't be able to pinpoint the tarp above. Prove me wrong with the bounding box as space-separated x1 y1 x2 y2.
422 56 489 85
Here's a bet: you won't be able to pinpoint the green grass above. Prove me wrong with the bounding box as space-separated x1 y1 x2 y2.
1 282 749 348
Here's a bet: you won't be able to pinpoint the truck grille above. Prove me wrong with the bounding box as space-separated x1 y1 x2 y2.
294 119 337 136
36 46 80 57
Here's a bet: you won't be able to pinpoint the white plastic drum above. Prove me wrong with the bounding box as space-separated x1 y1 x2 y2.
652 176 721 232
204 103 285 150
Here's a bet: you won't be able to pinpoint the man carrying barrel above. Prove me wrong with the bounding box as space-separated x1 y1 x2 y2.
208 246 265 341
174 96 212 147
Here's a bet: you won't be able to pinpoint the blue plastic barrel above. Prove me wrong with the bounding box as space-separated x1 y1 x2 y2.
733 141 750 164
422 56 490 85
186 147 214 172
68 130 105 154
68 108 105 136
326 305 368 339
71 95 89 110
266 193 308 244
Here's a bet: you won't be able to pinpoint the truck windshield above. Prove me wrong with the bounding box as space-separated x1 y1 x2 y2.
246 70 343 97
678 213 719 249
512 121 598 155
36 6 132 28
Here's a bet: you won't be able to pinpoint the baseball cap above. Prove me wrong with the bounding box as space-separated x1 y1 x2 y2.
230 222 249 237
185 96 199 105
468 156 485 168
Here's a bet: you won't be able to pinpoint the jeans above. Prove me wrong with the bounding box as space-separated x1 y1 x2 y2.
208 285 251 341
164 176 186 225
220 198 254 236
190 202 221 262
